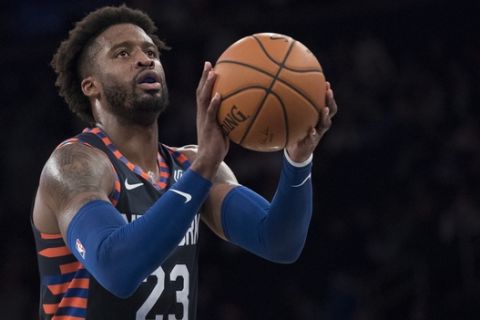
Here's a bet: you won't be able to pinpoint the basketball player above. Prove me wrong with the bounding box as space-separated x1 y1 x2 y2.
32 5 336 320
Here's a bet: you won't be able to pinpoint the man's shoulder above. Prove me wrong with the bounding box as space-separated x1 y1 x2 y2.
39 141 114 203
47 140 108 171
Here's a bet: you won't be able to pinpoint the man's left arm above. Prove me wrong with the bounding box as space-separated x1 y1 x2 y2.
194 82 336 262
213 150 314 263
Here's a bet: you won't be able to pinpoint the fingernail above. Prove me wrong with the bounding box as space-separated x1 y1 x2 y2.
208 71 214 79
211 92 220 102
204 61 208 71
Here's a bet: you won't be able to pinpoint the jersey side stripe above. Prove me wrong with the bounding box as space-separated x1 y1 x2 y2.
44 287 90 311
51 315 84 320
55 306 86 317
43 301 88 316
60 262 82 274
38 246 71 258
47 278 90 295
58 297 88 309
42 269 89 286
43 303 59 315
63 288 89 298
41 233 63 240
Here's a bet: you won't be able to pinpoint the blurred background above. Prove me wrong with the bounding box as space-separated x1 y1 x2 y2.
1 0 479 319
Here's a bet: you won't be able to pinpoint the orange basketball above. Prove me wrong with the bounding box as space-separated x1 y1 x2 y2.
214 32 326 152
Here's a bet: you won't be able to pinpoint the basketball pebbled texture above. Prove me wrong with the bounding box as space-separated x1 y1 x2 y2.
214 32 326 152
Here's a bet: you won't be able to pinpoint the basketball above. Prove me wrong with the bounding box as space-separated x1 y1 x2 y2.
213 32 326 152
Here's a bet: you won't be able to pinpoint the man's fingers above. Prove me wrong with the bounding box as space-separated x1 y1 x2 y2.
315 106 330 132
322 106 331 129
313 81 336 133
196 61 213 96
325 82 337 118
297 126 323 151
207 92 221 121
198 70 217 107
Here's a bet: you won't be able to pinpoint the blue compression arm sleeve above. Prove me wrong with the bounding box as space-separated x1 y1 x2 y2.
221 151 313 263
66 169 211 298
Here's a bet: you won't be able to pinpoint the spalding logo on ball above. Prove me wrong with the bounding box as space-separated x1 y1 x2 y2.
213 32 326 152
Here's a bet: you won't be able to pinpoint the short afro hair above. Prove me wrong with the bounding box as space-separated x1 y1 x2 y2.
51 5 168 123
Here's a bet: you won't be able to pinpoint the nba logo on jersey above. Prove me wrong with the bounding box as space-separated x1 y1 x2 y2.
76 238 86 259
173 169 183 182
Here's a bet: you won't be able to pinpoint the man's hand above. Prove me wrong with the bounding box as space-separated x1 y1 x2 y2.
190 61 230 180
286 81 337 162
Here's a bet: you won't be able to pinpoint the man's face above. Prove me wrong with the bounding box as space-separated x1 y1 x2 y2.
91 23 168 126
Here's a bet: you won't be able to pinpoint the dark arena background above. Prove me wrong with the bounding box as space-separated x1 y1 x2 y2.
1 0 479 319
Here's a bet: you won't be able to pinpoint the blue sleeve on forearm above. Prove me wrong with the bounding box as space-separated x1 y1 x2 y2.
221 155 313 263
66 169 211 298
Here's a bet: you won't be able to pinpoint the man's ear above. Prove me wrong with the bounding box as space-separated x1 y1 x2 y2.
81 76 100 98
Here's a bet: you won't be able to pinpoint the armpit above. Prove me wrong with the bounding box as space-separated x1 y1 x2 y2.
175 145 238 185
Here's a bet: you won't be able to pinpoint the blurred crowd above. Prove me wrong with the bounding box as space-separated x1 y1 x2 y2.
0 0 478 319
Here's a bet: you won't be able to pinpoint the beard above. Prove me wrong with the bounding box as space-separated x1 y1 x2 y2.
103 78 169 127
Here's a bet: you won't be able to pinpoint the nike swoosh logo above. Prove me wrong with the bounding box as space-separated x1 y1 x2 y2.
171 189 192 203
124 179 144 190
291 174 311 188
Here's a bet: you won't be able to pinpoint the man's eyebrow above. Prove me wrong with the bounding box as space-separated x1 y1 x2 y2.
109 41 133 52
109 40 158 52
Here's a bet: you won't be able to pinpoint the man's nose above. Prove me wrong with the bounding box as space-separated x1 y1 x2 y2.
136 51 154 68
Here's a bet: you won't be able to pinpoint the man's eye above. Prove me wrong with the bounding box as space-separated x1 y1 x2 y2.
146 50 157 58
117 50 129 58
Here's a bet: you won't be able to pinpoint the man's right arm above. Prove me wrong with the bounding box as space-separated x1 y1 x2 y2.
34 143 213 298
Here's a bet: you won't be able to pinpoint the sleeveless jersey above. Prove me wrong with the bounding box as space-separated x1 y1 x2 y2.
32 127 199 320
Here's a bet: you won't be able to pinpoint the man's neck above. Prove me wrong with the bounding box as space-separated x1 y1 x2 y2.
97 119 160 175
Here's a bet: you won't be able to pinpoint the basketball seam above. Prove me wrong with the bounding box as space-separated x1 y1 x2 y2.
251 34 288 67
270 89 289 149
216 60 322 114
277 65 322 73
217 60 322 73
221 85 268 101
250 35 322 73
238 39 296 146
